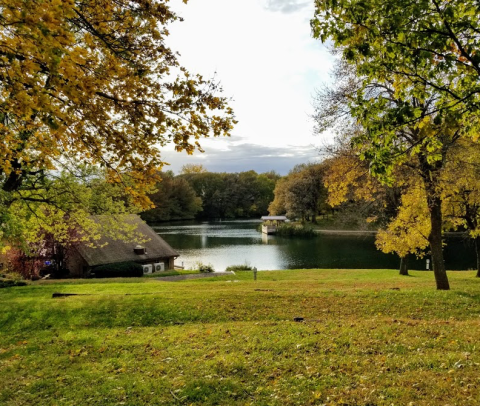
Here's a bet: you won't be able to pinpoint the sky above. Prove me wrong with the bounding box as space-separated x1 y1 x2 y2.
162 0 334 175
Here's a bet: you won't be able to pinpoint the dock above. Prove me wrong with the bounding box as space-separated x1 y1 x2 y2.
261 215 288 234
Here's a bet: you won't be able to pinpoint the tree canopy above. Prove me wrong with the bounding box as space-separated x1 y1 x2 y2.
269 163 330 223
140 171 202 222
0 0 235 208
0 0 236 266
312 0 480 118
179 170 280 219
310 0 480 289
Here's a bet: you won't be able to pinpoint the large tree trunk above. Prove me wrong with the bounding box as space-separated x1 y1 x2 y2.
399 255 409 276
475 237 480 278
427 194 450 290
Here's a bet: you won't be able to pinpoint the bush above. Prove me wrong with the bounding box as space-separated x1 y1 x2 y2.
194 262 214 273
0 278 27 288
93 262 144 278
276 224 316 238
0 271 28 288
5 248 44 280
225 264 254 272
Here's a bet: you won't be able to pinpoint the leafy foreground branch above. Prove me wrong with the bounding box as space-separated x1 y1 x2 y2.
0 0 235 270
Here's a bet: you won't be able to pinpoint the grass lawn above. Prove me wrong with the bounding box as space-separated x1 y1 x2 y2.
1 269 480 405
143 270 200 278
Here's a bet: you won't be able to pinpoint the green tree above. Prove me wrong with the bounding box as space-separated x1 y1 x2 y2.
180 170 279 219
312 0 480 117
313 59 432 275
310 1 480 289
269 163 329 223
252 172 281 216
141 171 202 222
3 166 145 277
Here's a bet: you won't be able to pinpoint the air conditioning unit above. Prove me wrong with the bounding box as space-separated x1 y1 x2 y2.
154 262 165 272
142 264 153 274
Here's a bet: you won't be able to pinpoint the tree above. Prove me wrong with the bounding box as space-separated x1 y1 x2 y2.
251 172 281 216
141 171 202 222
311 0 480 119
268 178 288 217
312 54 466 281
3 166 145 277
180 164 208 174
375 186 431 275
441 140 480 276
0 0 235 211
310 2 480 289
269 163 329 223
322 142 423 275
180 170 279 219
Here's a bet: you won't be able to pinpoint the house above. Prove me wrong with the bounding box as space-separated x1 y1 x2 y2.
67 214 179 277
261 216 288 234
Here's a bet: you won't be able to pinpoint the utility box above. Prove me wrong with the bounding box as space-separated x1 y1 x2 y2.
142 264 153 274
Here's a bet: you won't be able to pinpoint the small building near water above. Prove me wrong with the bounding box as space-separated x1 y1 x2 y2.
67 215 179 277
261 216 288 234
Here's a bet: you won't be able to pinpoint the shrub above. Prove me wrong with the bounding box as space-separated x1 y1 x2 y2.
276 224 316 238
0 278 27 288
194 262 214 273
5 248 44 280
225 264 254 272
93 262 144 278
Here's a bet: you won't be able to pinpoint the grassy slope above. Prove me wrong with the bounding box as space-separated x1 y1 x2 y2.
1 270 480 405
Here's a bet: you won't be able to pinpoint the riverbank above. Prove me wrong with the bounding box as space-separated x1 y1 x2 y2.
1 269 479 405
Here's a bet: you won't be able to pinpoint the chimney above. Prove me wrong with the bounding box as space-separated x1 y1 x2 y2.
134 245 146 255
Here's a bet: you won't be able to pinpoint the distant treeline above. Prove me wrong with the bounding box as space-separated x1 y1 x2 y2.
141 169 280 222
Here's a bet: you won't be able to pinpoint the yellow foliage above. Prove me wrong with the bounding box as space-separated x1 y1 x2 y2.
0 0 235 208
376 186 430 257
325 154 379 206
441 139 480 237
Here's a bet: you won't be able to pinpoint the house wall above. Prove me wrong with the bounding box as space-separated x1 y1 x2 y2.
66 252 176 277
67 249 90 278
168 257 175 270
140 258 174 272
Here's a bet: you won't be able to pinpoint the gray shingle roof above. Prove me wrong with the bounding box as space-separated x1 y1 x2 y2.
76 215 179 266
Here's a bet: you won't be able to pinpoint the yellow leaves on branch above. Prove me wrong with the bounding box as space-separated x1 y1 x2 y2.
324 154 379 207
441 139 480 237
376 187 430 258
0 0 235 207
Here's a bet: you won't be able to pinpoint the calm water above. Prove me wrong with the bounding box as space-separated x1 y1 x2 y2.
151 220 476 271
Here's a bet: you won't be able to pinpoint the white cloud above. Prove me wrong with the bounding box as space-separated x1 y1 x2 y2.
165 0 333 172
262 0 310 13
161 136 322 175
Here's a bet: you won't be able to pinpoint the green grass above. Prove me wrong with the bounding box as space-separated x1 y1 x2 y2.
143 269 200 278
1 269 480 405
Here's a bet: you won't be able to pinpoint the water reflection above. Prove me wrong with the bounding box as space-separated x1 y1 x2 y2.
151 220 476 271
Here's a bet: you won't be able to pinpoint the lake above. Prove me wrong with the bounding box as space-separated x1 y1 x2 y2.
151 220 477 271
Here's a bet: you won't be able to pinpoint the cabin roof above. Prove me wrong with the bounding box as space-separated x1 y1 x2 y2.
76 214 179 266
261 216 288 221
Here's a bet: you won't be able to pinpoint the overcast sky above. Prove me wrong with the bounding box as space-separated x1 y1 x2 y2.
162 0 334 175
